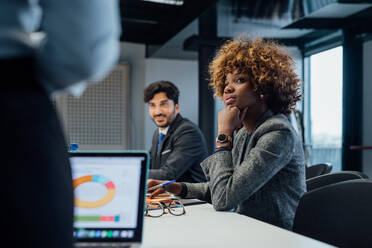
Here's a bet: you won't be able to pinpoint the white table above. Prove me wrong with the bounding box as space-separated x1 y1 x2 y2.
142 203 334 248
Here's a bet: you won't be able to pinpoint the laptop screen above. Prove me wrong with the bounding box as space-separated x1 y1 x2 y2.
69 152 148 243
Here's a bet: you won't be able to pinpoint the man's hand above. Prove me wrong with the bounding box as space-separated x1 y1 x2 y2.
147 179 182 198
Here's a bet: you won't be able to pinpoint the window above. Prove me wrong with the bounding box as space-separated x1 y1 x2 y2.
304 46 343 171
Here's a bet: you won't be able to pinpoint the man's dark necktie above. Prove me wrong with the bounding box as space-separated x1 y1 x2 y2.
157 133 165 151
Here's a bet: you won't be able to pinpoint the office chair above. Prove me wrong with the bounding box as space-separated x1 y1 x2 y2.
293 179 372 248
305 163 332 179
306 171 368 191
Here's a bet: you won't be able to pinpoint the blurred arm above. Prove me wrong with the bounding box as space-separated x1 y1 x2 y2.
37 0 121 94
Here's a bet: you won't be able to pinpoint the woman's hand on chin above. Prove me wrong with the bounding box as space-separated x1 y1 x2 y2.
218 106 248 134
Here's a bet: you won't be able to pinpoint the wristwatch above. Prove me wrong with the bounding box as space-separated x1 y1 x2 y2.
216 134 232 143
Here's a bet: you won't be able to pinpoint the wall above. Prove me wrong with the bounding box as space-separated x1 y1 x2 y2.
363 40 372 177
119 42 146 149
144 58 199 150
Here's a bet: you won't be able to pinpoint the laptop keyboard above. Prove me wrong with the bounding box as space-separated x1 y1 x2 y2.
76 243 132 248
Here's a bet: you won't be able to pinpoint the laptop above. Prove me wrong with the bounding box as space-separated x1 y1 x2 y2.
69 151 149 247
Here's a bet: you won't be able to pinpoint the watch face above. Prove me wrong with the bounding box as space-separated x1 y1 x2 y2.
217 134 227 142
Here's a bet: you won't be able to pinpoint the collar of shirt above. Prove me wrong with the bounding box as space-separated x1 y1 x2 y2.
159 126 169 136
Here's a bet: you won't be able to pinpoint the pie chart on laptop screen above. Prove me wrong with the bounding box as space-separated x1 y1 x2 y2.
73 174 116 208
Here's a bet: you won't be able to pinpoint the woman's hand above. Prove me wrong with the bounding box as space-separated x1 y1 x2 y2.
147 179 183 198
218 106 248 135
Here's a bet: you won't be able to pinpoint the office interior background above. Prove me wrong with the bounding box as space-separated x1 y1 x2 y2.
53 0 372 177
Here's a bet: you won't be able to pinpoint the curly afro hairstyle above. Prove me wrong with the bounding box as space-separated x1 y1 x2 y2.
209 37 301 115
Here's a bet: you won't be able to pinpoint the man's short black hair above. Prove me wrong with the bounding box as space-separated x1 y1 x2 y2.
144 80 180 104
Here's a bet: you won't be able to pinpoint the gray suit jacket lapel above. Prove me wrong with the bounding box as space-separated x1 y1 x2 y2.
235 110 275 165
233 130 247 166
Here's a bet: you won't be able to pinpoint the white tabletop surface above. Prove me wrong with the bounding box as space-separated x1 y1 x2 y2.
141 203 334 248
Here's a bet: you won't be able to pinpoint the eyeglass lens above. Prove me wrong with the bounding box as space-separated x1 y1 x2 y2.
169 200 184 216
146 202 163 217
146 200 185 217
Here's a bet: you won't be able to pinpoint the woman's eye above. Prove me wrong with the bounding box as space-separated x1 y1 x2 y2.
236 78 245 83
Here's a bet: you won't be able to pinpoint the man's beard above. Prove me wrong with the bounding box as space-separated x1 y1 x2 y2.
152 112 176 128
158 123 170 128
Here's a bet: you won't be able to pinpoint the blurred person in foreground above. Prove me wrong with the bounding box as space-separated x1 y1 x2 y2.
1 0 121 247
148 37 306 230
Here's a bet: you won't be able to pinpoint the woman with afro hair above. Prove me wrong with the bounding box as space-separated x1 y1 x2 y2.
148 37 306 230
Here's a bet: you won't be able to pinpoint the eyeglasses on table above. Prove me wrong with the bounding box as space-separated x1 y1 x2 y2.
145 200 186 217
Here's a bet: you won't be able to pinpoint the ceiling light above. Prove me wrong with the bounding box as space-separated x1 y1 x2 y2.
142 0 183 6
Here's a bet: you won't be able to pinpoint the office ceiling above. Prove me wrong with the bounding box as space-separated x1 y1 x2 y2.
119 0 372 59
119 0 217 45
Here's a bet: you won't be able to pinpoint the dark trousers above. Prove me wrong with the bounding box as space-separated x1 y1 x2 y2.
2 58 73 248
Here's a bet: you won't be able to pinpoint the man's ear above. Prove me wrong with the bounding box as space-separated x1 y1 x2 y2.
175 103 180 114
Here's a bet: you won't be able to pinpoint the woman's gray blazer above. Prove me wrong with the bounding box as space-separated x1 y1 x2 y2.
184 110 306 230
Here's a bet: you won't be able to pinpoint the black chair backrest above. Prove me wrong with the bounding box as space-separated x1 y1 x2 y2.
305 163 332 179
306 171 369 192
293 179 372 248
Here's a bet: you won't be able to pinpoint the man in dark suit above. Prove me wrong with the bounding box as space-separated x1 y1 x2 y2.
144 80 207 183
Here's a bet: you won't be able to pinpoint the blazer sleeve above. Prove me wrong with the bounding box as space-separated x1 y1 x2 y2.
183 182 211 202
148 124 206 180
200 126 295 211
